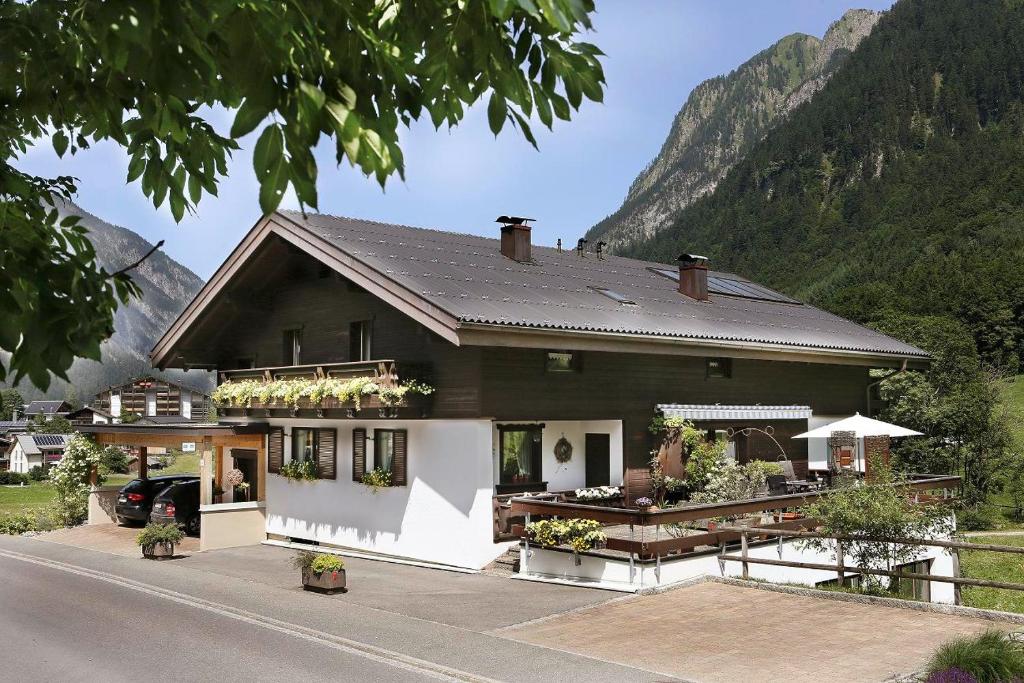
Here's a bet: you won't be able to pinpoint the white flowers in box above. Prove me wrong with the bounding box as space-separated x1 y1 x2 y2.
574 486 621 501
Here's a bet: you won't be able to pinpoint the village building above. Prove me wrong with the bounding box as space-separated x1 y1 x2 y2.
74 211 940 573
8 434 71 473
90 376 211 422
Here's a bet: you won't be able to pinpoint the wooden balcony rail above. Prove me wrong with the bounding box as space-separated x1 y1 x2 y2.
718 525 1024 594
220 359 402 386
509 475 961 528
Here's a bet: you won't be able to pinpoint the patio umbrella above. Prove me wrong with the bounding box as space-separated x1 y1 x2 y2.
792 413 923 440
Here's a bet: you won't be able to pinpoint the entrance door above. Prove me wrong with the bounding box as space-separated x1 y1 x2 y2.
585 433 611 487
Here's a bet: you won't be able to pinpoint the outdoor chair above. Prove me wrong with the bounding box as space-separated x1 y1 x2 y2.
767 475 788 497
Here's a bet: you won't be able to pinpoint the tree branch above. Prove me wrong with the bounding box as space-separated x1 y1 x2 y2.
110 239 165 278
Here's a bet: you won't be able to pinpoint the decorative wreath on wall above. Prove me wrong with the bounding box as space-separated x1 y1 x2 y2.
553 436 573 464
225 468 245 487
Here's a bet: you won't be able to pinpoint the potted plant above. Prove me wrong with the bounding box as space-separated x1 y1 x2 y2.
293 550 346 594
636 496 657 512
212 484 224 504
136 522 185 559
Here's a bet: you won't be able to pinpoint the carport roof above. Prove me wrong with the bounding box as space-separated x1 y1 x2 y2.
77 422 268 437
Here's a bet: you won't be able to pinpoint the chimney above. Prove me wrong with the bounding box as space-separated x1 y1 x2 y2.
677 253 709 301
496 216 534 262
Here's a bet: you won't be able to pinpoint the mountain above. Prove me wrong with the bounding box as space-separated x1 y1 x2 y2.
587 8 881 252
7 202 214 402
621 0 1024 370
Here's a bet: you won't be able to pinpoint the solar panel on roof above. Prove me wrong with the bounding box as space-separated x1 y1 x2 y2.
32 434 65 446
708 276 799 304
589 286 637 306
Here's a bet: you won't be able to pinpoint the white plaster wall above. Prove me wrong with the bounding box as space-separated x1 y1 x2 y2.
260 418 500 569
181 393 192 420
525 537 957 602
109 393 121 418
9 443 26 473
491 420 624 492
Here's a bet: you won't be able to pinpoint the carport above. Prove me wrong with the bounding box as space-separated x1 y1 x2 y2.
79 422 269 551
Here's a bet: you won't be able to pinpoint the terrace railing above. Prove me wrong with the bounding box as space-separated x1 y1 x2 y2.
220 359 402 386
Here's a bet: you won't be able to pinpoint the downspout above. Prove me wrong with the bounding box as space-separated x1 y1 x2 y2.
866 358 909 417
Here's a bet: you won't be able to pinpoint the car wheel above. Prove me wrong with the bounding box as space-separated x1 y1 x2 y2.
185 514 200 536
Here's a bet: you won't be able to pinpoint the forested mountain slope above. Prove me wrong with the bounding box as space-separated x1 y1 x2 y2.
587 9 880 252
622 0 1024 370
5 202 213 402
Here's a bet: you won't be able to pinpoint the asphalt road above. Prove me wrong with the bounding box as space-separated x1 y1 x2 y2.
0 553 434 682
0 538 678 683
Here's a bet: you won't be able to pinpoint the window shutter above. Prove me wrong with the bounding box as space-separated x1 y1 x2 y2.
392 429 408 486
268 426 284 474
316 428 337 480
352 428 366 482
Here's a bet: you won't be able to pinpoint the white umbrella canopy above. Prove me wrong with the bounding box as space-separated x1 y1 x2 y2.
792 413 923 440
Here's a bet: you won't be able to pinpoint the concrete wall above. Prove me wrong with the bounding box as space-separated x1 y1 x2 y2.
523 533 957 603
260 418 499 569
491 420 624 492
200 503 267 551
88 485 122 525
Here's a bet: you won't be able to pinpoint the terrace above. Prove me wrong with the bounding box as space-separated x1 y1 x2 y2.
508 474 962 593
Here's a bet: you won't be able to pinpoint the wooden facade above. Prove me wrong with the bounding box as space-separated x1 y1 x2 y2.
186 241 873 496
93 377 211 421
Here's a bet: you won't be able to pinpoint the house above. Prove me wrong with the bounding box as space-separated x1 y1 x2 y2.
22 400 72 420
91 376 211 422
67 406 113 425
8 434 71 473
136 211 929 569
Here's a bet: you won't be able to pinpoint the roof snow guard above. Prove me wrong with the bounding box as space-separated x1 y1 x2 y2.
151 211 930 369
657 404 813 421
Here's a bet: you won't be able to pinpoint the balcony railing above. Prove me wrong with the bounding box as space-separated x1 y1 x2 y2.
216 360 432 417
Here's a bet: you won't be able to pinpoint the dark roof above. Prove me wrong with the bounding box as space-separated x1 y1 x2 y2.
0 420 29 434
23 400 71 416
14 433 71 455
67 406 113 419
278 212 927 360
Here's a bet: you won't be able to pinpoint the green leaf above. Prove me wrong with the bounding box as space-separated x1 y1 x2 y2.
253 125 283 179
258 154 289 215
487 93 506 135
549 91 570 121
187 174 202 204
126 154 146 183
231 98 272 138
52 131 69 158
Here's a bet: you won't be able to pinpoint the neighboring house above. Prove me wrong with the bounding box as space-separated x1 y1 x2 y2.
146 211 928 569
92 377 210 422
22 400 72 419
8 434 71 473
67 406 113 425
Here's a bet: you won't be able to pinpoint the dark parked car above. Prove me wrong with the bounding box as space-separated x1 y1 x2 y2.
115 474 199 525
150 480 201 535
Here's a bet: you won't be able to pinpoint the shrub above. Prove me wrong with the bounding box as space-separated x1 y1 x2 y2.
0 471 29 485
48 435 102 527
99 445 130 475
927 630 1024 683
0 513 37 535
28 465 47 481
291 550 344 574
956 505 997 532
136 523 185 548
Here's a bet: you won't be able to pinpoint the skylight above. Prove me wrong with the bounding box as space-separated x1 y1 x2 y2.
589 286 637 306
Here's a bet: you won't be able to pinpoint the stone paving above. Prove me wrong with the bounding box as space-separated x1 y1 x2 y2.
34 522 200 557
502 580 1010 682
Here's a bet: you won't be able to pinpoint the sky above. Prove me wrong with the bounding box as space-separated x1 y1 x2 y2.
18 0 894 280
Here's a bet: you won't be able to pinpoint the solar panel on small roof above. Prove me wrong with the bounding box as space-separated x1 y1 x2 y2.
32 434 65 447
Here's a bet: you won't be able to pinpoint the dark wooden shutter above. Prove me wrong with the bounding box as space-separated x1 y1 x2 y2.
352 428 366 482
391 429 408 486
316 428 337 480
268 426 284 474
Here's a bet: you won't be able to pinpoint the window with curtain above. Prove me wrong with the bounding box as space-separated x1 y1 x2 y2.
499 426 543 484
374 429 396 472
292 428 316 463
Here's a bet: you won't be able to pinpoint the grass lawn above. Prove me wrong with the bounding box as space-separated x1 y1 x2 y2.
960 534 1024 614
103 451 200 488
0 481 56 516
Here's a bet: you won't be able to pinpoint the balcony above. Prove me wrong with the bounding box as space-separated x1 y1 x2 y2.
215 360 433 418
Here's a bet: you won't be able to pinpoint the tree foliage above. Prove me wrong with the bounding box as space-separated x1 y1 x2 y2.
48 434 102 527
0 0 604 388
0 389 23 421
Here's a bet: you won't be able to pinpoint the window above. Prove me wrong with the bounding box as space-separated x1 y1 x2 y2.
349 320 372 361
292 428 316 464
545 350 580 373
498 425 543 485
283 329 302 365
374 429 397 472
589 286 637 306
706 357 732 379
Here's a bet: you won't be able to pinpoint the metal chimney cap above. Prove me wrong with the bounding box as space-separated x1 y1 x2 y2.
496 215 534 225
677 253 709 264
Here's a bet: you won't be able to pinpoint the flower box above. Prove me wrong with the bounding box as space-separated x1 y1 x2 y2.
302 569 347 594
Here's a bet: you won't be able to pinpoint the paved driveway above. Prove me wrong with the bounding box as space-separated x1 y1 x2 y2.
502 581 1009 682
34 523 200 557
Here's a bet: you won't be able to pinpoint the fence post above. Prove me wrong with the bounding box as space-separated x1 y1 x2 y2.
837 539 845 586
951 547 962 606
522 512 530 574
741 529 749 580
